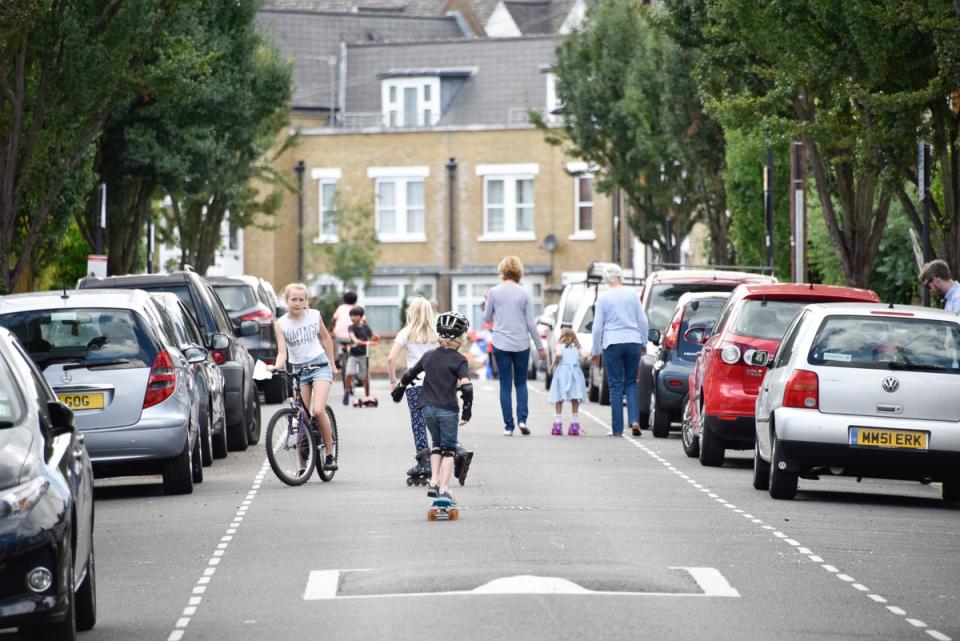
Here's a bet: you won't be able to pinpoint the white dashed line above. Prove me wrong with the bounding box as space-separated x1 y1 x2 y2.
165 461 269 641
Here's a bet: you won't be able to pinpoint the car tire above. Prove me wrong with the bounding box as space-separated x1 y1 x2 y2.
75 537 97 632
651 390 670 438
942 479 959 502
191 431 203 484
681 394 699 458
247 390 262 445
227 412 249 451
212 398 229 460
162 439 195 495
21 544 76 641
200 407 213 467
698 415 725 467
752 437 770 490
768 434 798 500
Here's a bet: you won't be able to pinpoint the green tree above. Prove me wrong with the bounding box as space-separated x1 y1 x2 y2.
0 0 182 292
537 0 730 265
313 195 380 292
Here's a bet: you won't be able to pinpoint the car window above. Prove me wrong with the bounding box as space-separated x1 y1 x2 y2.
773 310 808 368
213 284 257 312
179 302 205 346
560 283 587 327
646 283 740 331
0 309 157 369
729 299 808 340
678 299 725 361
0 349 26 424
143 300 179 350
808 315 960 372
201 281 234 331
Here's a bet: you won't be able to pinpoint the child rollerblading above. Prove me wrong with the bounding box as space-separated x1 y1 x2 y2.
391 311 472 521
548 328 587 436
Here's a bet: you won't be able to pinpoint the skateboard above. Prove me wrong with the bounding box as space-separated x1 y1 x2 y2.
352 396 378 408
427 496 460 521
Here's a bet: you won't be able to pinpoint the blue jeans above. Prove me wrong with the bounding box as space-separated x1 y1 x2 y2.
422 405 459 451
603 342 642 435
493 347 530 430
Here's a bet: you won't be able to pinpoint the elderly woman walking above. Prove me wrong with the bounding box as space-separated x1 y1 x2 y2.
482 256 546 435
590 264 648 437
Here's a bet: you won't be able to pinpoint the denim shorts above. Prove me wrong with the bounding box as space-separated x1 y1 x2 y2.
422 405 459 450
292 356 333 385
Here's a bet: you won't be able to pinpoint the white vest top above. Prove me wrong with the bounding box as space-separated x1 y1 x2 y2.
278 309 324 365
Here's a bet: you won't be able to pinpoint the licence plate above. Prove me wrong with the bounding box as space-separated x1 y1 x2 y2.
58 392 105 411
849 427 928 450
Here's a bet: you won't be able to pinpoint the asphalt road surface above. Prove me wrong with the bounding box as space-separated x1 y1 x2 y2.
11 378 958 641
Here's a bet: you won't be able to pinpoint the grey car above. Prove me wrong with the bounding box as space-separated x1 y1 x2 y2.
0 289 206 495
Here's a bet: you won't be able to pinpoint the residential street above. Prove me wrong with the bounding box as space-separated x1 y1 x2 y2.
21 379 959 641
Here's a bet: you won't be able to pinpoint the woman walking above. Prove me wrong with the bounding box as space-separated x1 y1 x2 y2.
590 264 648 437
482 256 545 435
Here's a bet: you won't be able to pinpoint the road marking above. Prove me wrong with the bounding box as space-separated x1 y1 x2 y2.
303 567 739 601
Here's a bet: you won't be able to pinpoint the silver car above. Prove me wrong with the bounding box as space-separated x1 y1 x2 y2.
0 289 207 495
753 302 960 502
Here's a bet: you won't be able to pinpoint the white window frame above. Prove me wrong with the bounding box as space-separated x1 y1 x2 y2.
368 166 429 243
360 276 438 334
567 161 596 240
476 164 539 241
381 77 441 128
451 275 545 331
312 168 341 244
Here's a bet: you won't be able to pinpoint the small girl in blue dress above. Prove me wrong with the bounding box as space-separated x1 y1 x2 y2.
548 328 588 436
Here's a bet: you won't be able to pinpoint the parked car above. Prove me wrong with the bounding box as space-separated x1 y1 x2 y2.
208 276 285 403
649 292 730 438
0 289 205 494
635 269 778 424
151 292 228 465
78 270 260 451
534 303 558 376
685 283 881 466
753 302 960 502
0 326 96 640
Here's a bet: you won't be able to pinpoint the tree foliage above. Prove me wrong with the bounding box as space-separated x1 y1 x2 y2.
313 195 380 292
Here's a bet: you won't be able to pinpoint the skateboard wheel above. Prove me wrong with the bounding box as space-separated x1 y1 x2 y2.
448 508 460 520
427 508 438 521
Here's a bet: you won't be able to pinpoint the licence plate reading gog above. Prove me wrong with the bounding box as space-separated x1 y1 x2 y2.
58 393 105 411
849 427 928 450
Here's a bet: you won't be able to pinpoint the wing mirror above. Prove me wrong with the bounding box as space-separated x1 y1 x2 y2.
46 401 76 438
648 328 661 346
684 326 707 344
184 346 209 364
210 333 230 351
749 350 770 367
238 320 259 337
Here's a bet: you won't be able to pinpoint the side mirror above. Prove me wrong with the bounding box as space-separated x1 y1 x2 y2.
47 401 76 437
749 350 770 367
184 346 208 364
684 326 707 345
648 328 661 346
238 320 259 337
210 333 230 351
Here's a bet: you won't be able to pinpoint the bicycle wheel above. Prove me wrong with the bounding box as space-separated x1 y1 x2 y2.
265 407 316 486
316 406 339 482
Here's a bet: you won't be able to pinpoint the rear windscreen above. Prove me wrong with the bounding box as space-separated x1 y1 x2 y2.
0 309 156 370
212 284 257 312
729 299 809 340
808 316 960 372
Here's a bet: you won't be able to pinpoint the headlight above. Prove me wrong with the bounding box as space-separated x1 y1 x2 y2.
0 477 49 519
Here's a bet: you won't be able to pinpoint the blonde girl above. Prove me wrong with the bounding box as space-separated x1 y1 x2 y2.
387 297 439 479
547 327 587 436
267 283 340 471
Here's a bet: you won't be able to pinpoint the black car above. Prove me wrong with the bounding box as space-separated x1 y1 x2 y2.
208 276 284 403
78 269 261 451
0 327 96 640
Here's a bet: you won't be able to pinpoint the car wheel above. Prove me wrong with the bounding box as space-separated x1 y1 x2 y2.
942 479 959 502
698 414 725 467
21 545 76 641
212 399 229 460
227 410 249 452
75 537 97 632
162 439 195 495
681 398 700 458
768 434 798 500
752 437 770 490
200 407 213 467
651 389 670 438
191 430 203 484
247 390 262 445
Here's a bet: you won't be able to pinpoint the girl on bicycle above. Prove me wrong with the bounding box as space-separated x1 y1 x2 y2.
267 283 339 471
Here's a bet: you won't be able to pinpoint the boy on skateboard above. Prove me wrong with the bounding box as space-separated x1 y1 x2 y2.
391 311 473 514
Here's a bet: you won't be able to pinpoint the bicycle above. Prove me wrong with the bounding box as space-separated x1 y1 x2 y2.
265 366 339 486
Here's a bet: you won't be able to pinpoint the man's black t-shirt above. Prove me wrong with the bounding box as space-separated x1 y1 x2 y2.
348 323 373 356
410 347 470 413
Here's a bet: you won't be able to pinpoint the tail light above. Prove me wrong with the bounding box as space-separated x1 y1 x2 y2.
664 316 681 350
720 344 741 364
211 349 227 365
240 306 272 323
144 351 177 408
783 369 819 409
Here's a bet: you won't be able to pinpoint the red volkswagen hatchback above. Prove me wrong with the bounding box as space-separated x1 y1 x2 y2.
685 283 880 466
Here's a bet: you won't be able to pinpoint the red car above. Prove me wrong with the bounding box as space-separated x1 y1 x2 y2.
684 283 880 466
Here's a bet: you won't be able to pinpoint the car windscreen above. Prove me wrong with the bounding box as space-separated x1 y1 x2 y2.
647 283 739 331
0 352 24 425
561 284 587 326
729 299 809 340
0 309 157 370
808 315 960 372
212 284 257 313
678 299 725 361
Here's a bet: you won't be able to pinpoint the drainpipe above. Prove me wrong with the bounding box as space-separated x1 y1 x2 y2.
446 158 457 270
295 160 305 282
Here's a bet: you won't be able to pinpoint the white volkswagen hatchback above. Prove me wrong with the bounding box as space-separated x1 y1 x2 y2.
753 302 960 502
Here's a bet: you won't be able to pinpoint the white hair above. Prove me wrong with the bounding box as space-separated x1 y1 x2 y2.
602 264 623 285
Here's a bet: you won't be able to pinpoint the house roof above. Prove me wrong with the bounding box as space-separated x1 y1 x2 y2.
257 9 466 110
344 36 557 127
260 0 450 17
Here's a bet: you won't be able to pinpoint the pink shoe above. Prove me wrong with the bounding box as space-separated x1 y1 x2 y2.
568 422 581 436
551 421 563 436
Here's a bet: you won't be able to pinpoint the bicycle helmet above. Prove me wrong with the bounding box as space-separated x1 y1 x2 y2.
436 311 469 339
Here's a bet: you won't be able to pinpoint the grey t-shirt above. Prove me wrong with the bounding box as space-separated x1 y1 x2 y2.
481 281 543 352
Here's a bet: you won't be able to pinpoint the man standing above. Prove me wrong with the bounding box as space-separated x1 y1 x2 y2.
920 259 960 312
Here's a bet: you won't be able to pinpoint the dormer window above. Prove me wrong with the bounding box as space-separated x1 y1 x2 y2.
381 77 440 128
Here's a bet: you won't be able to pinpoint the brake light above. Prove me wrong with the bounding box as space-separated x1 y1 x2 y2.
720 344 741 364
240 307 273 322
664 316 681 350
143 351 177 408
211 349 226 365
783 369 818 409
